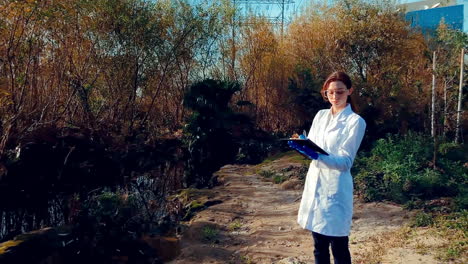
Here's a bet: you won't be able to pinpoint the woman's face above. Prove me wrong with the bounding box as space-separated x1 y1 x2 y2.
325 81 353 110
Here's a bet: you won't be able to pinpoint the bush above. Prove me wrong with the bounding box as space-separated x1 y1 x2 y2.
183 79 244 187
202 226 219 242
410 211 434 227
234 133 278 164
66 187 162 264
259 170 276 178
183 79 280 186
353 132 468 207
273 175 287 184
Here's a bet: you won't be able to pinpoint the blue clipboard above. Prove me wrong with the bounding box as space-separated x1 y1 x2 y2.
280 138 329 156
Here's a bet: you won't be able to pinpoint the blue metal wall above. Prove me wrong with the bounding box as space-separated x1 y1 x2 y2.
405 4 464 32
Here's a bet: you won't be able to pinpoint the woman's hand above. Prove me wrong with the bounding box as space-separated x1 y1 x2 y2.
288 138 319 160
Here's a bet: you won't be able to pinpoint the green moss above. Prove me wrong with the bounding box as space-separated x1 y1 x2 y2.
289 154 311 165
259 151 297 165
170 188 206 204
228 220 242 231
173 188 197 202
171 188 215 221
189 200 205 210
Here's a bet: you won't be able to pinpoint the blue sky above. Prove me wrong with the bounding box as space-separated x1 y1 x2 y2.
230 0 422 23
187 0 430 25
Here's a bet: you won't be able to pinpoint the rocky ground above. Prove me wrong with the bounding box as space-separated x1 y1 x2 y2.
168 153 456 264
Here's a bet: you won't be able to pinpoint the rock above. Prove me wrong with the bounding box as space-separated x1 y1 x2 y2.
281 179 303 190
141 235 180 262
276 257 306 264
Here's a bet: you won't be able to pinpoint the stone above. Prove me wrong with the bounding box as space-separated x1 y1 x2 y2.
276 257 306 264
141 235 180 262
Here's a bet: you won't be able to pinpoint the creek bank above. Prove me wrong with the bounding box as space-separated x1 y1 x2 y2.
0 226 183 264
169 153 447 264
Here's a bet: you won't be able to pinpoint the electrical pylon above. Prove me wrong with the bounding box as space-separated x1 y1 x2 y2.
232 0 296 36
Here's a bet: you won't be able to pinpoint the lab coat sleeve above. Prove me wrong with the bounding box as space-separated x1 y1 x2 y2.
308 110 324 143
316 117 366 171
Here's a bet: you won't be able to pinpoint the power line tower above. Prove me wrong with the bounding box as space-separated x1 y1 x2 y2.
232 0 296 36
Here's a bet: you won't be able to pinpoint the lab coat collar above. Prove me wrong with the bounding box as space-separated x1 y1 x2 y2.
326 104 353 132
330 104 352 121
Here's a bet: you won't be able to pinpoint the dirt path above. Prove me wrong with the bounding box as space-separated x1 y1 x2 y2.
168 158 444 264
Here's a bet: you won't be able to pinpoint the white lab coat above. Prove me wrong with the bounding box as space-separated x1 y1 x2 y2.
297 104 366 237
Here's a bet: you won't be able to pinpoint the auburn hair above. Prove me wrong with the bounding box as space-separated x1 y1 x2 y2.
320 71 355 111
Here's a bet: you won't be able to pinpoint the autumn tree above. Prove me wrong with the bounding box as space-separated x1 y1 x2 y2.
0 0 232 157
433 23 468 141
284 0 431 141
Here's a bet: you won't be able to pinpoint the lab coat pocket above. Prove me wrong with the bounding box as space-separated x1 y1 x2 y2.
325 169 341 196
325 194 352 220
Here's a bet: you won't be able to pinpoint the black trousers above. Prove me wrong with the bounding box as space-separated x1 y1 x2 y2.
312 232 351 264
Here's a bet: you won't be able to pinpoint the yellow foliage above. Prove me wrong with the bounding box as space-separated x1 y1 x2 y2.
0 240 23 254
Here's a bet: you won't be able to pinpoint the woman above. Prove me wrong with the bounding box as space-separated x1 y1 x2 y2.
288 71 366 264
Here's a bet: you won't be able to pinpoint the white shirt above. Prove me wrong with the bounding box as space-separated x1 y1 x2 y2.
297 104 366 236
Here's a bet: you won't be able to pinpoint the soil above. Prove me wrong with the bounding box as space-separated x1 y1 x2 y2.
168 155 445 264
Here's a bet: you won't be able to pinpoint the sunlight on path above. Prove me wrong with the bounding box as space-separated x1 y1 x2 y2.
169 161 443 264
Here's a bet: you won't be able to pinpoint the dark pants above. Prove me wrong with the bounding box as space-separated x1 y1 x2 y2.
312 232 351 264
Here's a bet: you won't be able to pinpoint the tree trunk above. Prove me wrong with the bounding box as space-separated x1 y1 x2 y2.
443 78 447 138
455 48 464 143
431 51 436 137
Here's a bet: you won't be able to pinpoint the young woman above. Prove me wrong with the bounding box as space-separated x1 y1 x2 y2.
288 71 366 264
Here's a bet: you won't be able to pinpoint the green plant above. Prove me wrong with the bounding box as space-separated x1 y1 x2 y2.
273 174 287 184
240 255 255 264
433 210 468 261
403 199 424 210
353 132 468 206
234 136 277 164
183 79 245 187
410 211 434 227
454 189 468 211
228 220 242 231
202 226 219 242
259 170 275 178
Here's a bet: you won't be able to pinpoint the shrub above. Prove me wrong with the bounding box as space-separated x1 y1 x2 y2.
354 169 385 202
410 211 434 227
259 170 275 178
353 132 468 207
273 175 287 184
202 226 219 242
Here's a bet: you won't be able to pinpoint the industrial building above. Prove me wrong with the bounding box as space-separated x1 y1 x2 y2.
401 0 467 33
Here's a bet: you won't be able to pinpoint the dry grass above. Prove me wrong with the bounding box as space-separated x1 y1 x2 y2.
352 226 413 264
432 212 468 263
352 211 467 264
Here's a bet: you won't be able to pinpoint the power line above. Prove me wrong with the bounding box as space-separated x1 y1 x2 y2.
232 0 296 35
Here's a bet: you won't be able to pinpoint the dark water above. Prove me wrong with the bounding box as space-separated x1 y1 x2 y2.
0 145 186 242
